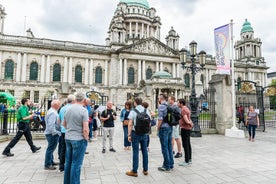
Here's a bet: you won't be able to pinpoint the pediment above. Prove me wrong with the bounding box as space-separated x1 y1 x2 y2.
117 37 178 56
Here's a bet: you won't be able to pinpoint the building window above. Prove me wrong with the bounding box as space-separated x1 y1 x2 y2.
75 65 82 83
23 90 30 99
29 62 38 80
4 60 14 80
200 74 204 84
34 91 39 103
185 73 190 88
95 66 102 84
146 68 152 79
128 67 135 84
53 63 61 81
9 90 14 96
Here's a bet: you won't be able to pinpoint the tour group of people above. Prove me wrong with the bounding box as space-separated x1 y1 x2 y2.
2 92 260 183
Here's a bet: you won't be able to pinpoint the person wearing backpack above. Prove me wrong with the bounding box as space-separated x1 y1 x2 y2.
126 97 151 177
100 101 117 153
157 93 174 172
178 98 193 167
168 96 182 159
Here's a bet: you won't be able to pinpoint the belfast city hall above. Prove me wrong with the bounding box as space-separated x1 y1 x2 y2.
0 0 268 109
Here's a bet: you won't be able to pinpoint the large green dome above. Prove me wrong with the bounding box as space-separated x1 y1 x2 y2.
241 19 254 33
119 0 150 9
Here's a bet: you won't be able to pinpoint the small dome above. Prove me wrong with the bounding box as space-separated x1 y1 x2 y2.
119 0 150 9
241 19 254 33
152 71 172 79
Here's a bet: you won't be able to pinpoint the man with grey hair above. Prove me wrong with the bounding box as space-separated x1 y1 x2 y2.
58 94 75 172
44 99 61 170
63 92 89 184
100 101 117 153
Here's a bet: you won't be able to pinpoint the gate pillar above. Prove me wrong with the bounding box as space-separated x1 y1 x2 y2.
209 74 233 134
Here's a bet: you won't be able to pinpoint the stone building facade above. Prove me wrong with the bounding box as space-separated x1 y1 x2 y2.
0 1 268 110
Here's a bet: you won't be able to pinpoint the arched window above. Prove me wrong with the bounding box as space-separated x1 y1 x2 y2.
128 67 135 84
4 60 14 80
53 63 61 82
185 73 190 88
146 68 152 79
75 65 82 83
95 66 102 84
29 62 38 80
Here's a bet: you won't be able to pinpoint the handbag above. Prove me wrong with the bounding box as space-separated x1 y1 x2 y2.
123 120 129 126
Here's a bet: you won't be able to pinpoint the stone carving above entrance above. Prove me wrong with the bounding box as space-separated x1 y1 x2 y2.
118 37 177 56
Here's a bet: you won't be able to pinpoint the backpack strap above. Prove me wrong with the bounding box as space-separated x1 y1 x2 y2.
134 108 140 114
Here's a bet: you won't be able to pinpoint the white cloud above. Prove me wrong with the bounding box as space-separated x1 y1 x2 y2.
1 0 276 72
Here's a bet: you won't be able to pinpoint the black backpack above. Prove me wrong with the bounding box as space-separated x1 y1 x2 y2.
134 108 151 135
164 105 181 126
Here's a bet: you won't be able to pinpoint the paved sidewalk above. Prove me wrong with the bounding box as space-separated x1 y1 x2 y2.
1 123 276 184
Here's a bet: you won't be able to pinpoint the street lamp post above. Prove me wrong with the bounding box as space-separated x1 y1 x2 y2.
180 41 206 137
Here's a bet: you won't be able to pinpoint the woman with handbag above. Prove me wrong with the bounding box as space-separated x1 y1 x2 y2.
246 106 260 142
120 101 132 150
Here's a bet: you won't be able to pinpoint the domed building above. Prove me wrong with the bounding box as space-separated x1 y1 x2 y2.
0 1 268 109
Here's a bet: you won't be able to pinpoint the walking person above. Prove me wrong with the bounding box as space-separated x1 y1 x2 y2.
157 93 174 172
58 95 76 172
63 93 89 184
177 98 193 166
168 96 182 158
246 105 260 142
100 101 117 153
120 101 132 150
44 100 61 170
2 98 41 157
126 97 150 177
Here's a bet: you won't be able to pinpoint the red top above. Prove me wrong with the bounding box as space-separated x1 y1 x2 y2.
179 106 192 130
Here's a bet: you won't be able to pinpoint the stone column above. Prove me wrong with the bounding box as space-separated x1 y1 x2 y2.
104 60 108 86
141 23 144 38
45 55 51 83
16 53 22 82
89 59 94 85
160 62 163 71
175 89 178 99
63 57 68 82
142 60 146 80
119 59 123 85
156 62 159 72
129 22 132 38
147 24 150 37
176 63 180 78
123 59 127 85
40 55 45 83
172 63 176 78
84 59 89 85
68 57 73 84
138 60 141 82
21 53 27 82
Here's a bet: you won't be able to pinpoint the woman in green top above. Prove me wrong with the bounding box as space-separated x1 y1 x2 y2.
2 98 41 157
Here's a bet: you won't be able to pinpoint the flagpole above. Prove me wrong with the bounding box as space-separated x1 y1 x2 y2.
230 19 237 129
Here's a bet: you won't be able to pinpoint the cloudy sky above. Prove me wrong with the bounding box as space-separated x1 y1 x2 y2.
1 0 276 72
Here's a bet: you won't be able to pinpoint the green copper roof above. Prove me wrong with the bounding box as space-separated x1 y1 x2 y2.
119 0 150 9
152 71 172 79
241 19 254 33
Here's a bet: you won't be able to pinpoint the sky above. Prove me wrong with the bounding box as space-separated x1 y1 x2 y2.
1 0 276 72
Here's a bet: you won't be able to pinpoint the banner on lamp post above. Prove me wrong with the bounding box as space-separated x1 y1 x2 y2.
214 24 231 75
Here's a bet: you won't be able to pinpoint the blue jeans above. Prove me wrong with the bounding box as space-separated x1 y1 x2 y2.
89 123 93 139
131 132 148 173
64 139 87 184
123 126 131 147
158 127 174 169
44 134 59 167
248 124 257 139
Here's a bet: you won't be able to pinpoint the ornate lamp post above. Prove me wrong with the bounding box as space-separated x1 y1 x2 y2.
180 41 206 137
